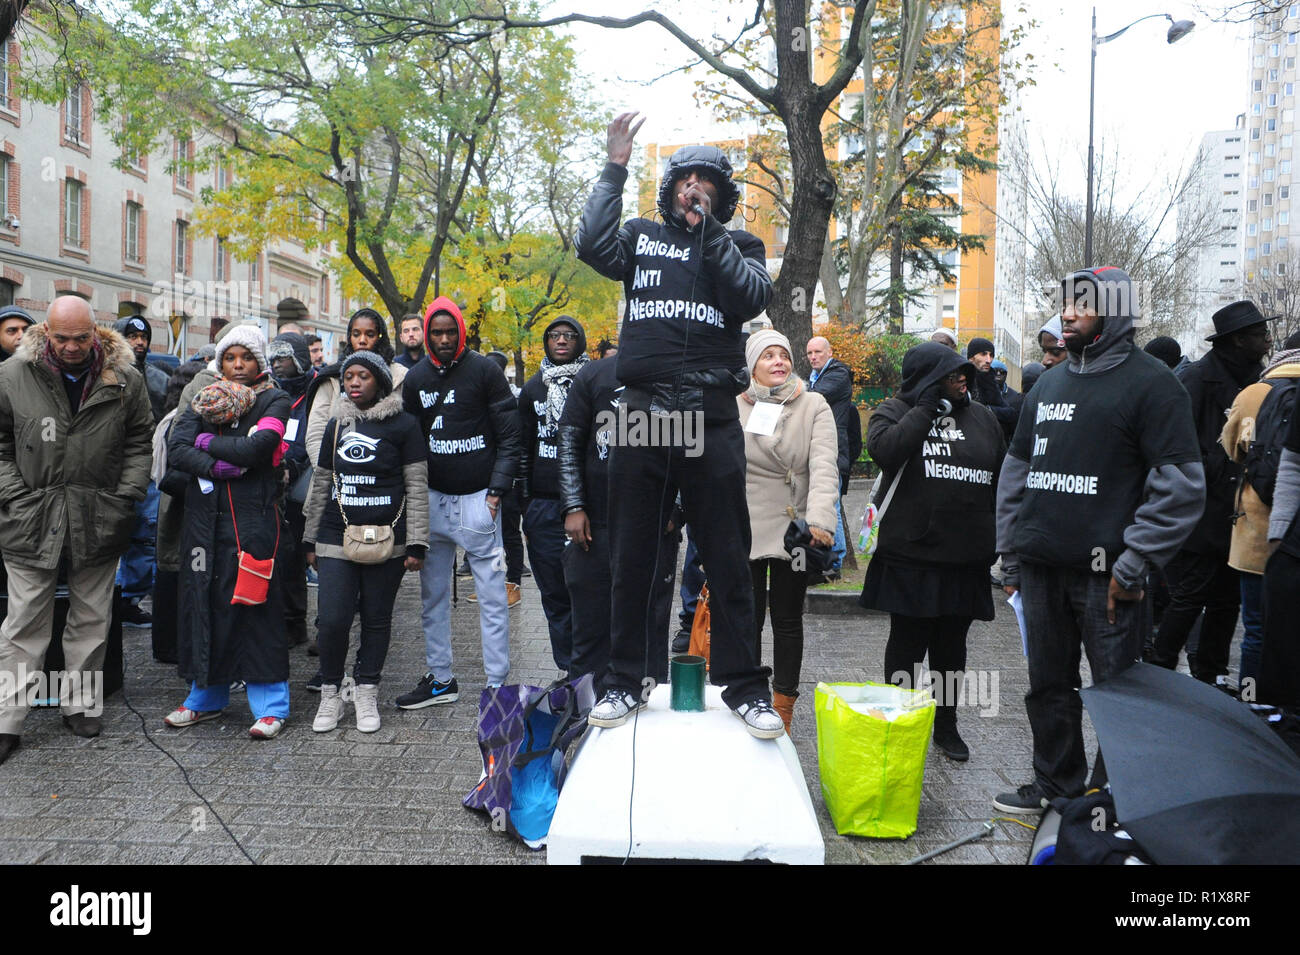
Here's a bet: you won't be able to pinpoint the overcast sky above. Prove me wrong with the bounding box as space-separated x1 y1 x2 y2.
560 1 1249 199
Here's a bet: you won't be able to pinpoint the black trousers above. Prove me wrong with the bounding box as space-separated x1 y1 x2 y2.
1261 548 1300 709
277 500 308 647
501 484 524 585
566 520 678 694
883 613 971 723
316 555 406 686
605 418 770 707
750 558 809 697
1150 550 1240 682
152 568 179 664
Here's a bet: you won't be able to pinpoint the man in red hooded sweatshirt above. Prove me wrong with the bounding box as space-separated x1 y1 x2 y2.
397 298 522 707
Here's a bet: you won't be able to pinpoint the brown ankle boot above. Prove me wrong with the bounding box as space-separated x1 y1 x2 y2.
772 692 796 734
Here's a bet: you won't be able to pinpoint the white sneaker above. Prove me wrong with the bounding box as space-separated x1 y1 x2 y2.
732 700 785 739
249 716 285 739
354 683 381 733
588 690 644 729
312 685 343 732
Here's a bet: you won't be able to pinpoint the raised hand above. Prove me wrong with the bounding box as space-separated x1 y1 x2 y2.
606 111 646 167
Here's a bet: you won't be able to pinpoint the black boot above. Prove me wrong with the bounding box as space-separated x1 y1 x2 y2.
0 734 19 765
932 709 969 762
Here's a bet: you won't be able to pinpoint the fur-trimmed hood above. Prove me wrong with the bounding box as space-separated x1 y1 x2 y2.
16 322 138 381
333 388 404 424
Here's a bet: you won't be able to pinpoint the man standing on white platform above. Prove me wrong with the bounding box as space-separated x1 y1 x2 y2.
398 297 521 708
575 112 783 739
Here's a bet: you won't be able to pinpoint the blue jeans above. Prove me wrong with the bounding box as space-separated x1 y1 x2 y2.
1239 571 1264 692
116 480 160 601
184 680 289 720
677 528 705 633
830 494 846 572
418 489 510 685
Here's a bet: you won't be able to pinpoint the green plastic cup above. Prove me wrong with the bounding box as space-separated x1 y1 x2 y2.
670 654 707 712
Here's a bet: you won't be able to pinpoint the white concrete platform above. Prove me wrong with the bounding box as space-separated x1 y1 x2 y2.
547 684 824 864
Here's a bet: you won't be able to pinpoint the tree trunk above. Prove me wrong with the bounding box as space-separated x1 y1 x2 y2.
888 224 904 334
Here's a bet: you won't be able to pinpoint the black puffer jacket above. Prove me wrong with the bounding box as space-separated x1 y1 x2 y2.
575 160 771 400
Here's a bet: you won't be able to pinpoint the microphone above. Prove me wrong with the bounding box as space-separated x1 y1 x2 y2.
691 203 706 218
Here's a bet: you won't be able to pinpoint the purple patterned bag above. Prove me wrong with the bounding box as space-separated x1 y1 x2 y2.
462 674 595 849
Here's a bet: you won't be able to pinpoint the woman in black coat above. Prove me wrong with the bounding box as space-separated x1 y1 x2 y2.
859 342 1005 762
161 328 293 739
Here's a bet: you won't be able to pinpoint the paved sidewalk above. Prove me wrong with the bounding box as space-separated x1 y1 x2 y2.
0 484 1146 864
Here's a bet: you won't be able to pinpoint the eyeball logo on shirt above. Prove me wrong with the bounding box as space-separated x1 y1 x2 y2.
337 432 382 464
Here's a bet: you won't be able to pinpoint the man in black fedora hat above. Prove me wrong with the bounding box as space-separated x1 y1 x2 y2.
1150 300 1273 686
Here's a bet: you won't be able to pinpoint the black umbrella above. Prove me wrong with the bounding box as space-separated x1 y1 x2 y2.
1081 662 1300 864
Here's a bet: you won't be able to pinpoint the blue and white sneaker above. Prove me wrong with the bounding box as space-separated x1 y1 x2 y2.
395 673 459 709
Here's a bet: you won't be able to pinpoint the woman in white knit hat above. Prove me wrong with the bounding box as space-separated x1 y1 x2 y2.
161 326 295 739
737 328 840 733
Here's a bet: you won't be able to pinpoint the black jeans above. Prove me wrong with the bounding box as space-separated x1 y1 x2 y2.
750 558 809 697
501 484 524 585
883 613 971 723
566 520 678 693
1021 561 1147 799
316 555 406 686
1261 548 1300 709
524 497 573 672
277 500 308 646
1150 550 1240 682
605 418 770 707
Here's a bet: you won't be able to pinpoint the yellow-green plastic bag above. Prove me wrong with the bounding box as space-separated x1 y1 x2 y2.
814 681 935 839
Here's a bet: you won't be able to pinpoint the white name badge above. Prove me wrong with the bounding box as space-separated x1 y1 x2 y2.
745 401 782 436
197 478 215 494
285 419 299 442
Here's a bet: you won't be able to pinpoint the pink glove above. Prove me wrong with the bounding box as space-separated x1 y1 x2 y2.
195 432 215 452
211 460 246 480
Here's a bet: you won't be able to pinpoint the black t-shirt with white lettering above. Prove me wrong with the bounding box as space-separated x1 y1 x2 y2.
1009 349 1199 572
315 411 425 549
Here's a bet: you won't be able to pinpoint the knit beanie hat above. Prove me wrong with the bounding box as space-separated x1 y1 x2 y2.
341 349 393 397
0 305 35 327
1143 335 1182 369
966 337 995 359
991 359 1007 373
113 314 153 346
745 328 793 373
929 327 957 349
215 325 267 374
267 332 310 377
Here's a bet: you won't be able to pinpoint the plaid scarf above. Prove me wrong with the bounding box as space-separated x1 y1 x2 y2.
43 335 104 408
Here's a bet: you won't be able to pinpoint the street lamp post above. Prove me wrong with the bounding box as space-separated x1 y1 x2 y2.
1085 8 1196 268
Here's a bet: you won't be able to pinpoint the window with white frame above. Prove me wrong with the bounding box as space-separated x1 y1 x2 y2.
65 84 84 142
125 201 141 262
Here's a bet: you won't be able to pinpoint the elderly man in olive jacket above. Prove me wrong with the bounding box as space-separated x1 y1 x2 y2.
0 296 154 763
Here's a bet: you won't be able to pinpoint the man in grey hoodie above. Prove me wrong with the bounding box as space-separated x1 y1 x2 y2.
992 267 1206 814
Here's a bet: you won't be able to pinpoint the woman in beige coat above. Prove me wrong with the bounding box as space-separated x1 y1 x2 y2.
737 329 840 732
